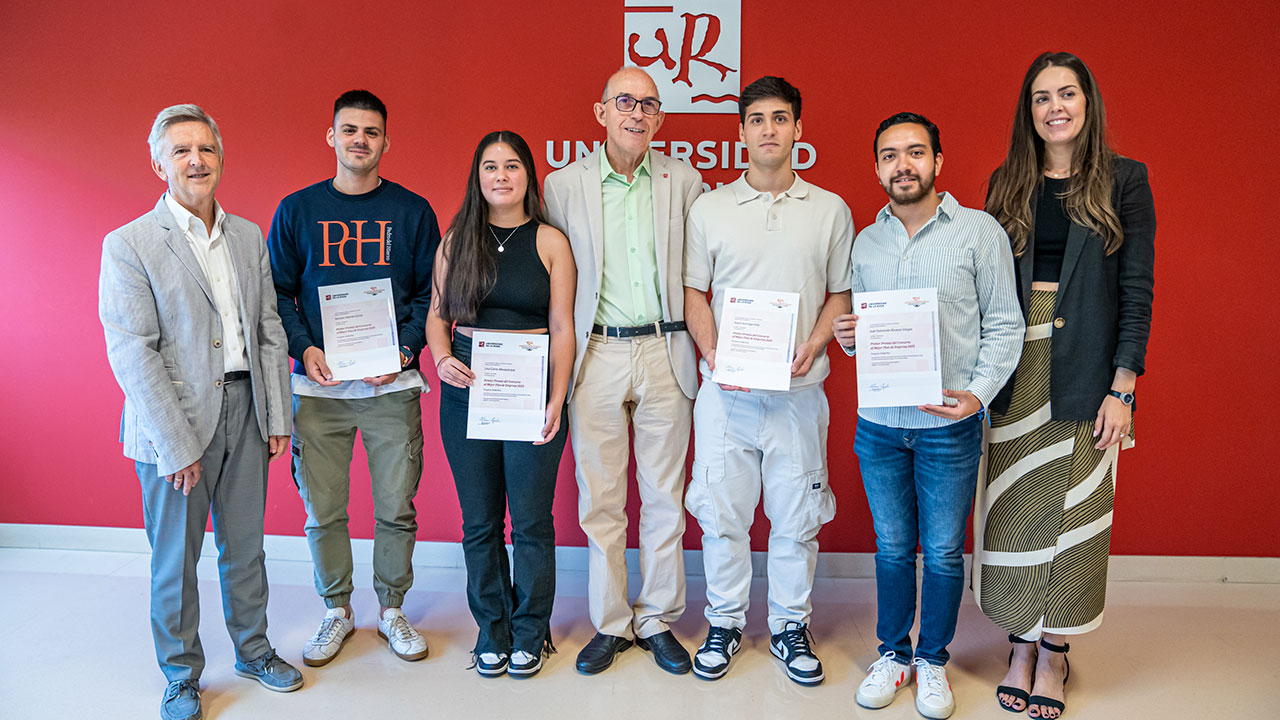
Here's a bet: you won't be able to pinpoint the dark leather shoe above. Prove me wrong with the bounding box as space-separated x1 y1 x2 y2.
636 630 692 675
575 633 633 674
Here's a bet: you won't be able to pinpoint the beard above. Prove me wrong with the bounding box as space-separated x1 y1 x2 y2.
882 171 935 205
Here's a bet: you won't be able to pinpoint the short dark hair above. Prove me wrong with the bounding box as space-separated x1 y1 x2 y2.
873 112 941 156
739 76 801 123
333 89 387 125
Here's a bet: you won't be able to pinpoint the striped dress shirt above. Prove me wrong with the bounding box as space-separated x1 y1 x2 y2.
846 192 1024 429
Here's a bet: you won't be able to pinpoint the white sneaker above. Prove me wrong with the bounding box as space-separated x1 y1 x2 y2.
377 608 428 661
302 607 355 667
913 657 956 719
855 651 912 708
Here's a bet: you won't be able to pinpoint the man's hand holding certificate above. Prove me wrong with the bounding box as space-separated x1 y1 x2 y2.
711 288 800 392
318 279 400 381
466 332 549 442
853 288 944 408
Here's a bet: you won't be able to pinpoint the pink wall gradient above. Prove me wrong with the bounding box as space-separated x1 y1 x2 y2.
1 0 1276 557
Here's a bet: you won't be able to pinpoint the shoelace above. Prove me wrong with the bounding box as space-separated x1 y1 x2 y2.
866 651 902 683
913 658 947 698
778 623 816 658
701 627 734 655
165 680 197 701
310 616 344 646
247 650 286 675
387 614 417 642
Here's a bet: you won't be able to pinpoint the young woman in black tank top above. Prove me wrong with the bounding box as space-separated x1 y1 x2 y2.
425 131 577 677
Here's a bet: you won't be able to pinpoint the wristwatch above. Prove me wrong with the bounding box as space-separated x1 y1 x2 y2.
1108 390 1135 405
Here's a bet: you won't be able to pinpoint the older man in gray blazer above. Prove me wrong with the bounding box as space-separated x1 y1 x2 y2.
543 67 702 676
100 104 302 720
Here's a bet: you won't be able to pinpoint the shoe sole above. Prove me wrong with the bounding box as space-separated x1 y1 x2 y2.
378 629 429 661
575 643 630 675
476 664 508 677
769 644 824 686
302 627 354 667
507 661 542 678
692 662 729 680
915 699 956 719
856 681 909 709
233 669 304 693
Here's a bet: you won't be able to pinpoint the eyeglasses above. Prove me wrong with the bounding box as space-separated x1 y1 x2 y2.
604 94 662 115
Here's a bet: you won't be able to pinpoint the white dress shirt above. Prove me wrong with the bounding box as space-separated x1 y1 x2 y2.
164 193 250 374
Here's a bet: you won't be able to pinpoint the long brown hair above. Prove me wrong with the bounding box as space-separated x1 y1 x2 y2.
438 131 546 325
986 52 1124 257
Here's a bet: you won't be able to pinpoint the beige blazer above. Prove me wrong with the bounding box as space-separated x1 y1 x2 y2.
543 148 703 400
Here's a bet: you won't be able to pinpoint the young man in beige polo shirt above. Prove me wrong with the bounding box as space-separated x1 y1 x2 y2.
682 75 853 685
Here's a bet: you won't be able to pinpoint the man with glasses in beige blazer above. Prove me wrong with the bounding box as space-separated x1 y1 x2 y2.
543 66 703 676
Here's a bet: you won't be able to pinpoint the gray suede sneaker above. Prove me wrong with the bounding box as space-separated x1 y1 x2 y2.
160 680 201 720
234 649 304 692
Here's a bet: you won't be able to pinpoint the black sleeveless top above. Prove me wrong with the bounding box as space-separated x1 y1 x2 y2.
1033 176 1072 282
472 221 551 330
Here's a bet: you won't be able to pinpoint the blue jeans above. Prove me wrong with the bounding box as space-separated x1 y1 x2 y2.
854 415 983 666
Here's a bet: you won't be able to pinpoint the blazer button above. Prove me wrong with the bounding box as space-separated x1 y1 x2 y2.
1053 317 1066 329
215 379 223 388
213 339 223 348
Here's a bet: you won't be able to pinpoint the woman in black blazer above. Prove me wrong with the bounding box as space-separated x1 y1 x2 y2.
974 51 1156 718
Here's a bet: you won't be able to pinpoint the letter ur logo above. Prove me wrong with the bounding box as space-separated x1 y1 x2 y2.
624 0 740 114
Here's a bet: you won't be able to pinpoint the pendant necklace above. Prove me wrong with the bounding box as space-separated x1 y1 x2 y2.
488 224 519 253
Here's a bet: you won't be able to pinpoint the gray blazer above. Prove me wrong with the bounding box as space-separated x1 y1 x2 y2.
543 148 703 400
99 197 291 476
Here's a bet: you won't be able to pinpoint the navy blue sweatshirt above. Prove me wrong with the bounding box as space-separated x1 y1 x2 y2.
268 179 441 373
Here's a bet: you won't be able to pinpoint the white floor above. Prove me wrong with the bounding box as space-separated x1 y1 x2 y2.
1 547 1277 719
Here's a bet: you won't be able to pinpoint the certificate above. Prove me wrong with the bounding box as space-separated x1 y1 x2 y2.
711 288 800 391
853 288 944 408
317 279 400 381
467 331 549 442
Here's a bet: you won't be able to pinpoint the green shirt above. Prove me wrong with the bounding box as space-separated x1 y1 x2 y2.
595 149 663 326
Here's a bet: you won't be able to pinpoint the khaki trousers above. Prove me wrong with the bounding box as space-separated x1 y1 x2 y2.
569 334 692 639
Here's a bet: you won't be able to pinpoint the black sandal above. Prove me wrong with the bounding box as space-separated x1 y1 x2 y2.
996 634 1036 713
1027 638 1070 718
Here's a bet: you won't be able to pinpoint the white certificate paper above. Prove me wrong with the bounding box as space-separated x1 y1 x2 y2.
854 288 944 407
467 332 549 442
318 279 400 381
711 288 800 391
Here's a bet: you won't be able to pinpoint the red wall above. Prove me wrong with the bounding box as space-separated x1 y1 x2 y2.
1 0 1276 557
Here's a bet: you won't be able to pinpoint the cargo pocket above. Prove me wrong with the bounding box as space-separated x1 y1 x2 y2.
289 437 306 494
778 469 836 542
684 461 721 536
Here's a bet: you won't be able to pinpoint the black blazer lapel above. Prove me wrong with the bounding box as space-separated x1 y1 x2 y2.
1054 221 1089 312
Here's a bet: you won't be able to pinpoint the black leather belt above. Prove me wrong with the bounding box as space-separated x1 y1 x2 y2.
591 321 687 339
224 371 251 383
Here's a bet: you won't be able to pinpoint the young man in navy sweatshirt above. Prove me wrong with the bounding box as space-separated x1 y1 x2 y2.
268 90 440 667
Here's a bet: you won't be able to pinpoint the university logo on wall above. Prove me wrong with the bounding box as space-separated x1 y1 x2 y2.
624 0 741 114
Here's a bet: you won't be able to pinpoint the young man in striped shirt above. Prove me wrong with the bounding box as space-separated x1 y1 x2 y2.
833 113 1023 719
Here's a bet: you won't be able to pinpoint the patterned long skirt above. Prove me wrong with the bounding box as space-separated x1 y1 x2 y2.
972 289 1127 640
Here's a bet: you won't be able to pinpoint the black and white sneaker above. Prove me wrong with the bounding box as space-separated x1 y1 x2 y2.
474 652 508 677
508 650 543 678
692 626 742 680
770 622 824 686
